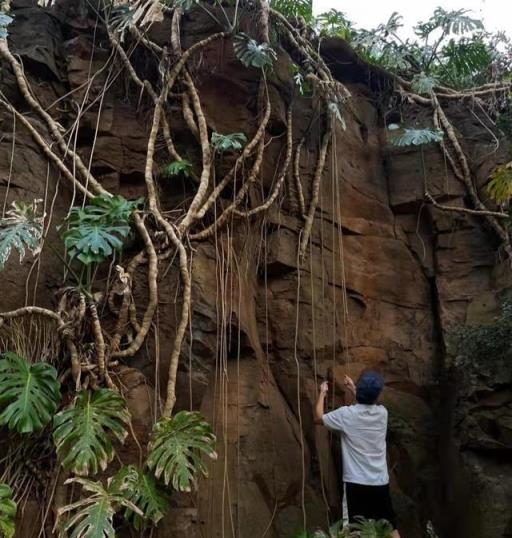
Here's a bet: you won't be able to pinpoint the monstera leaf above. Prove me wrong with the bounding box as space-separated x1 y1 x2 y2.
0 200 43 271
0 483 16 538
63 223 129 265
411 73 437 95
163 160 193 178
112 466 169 529
146 411 217 492
233 33 277 69
211 132 247 153
62 195 141 265
56 478 141 538
53 389 130 476
0 352 60 434
390 127 444 147
0 12 13 39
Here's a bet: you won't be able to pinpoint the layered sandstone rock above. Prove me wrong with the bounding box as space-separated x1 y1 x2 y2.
0 3 511 537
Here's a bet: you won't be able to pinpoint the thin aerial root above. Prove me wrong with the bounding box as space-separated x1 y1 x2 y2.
0 99 94 198
0 40 108 196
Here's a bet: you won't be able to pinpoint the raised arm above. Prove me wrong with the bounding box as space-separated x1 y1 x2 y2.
343 374 356 404
314 381 329 425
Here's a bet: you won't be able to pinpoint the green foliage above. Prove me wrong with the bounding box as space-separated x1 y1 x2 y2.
486 162 512 203
233 33 277 69
351 6 508 90
56 477 141 538
415 8 483 39
62 195 141 265
290 65 312 96
316 9 354 40
146 411 217 492
109 5 134 33
448 301 512 372
351 517 393 537
271 0 313 23
389 127 444 147
411 72 437 95
437 37 492 87
0 483 16 538
211 131 247 153
112 466 169 529
0 12 13 39
294 518 393 538
53 389 130 476
163 160 193 178
161 0 196 9
0 200 43 271
0 352 60 434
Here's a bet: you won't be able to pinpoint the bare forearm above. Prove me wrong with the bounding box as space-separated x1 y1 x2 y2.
314 392 326 424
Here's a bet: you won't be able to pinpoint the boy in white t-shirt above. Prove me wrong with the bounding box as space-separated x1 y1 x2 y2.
314 371 400 538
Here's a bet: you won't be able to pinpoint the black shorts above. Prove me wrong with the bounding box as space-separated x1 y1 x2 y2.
345 482 397 529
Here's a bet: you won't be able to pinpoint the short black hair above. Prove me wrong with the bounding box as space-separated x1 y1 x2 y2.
356 371 384 404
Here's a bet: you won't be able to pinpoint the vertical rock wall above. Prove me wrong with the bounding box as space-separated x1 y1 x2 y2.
0 4 511 537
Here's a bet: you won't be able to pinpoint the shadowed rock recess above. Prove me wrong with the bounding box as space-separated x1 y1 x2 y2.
1 2 511 537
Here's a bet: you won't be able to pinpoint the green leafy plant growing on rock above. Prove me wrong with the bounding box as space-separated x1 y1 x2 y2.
0 11 12 39
0 351 60 434
270 0 313 22
55 477 142 538
163 159 193 178
0 200 43 271
295 517 393 538
0 483 16 538
53 389 130 476
62 194 140 266
316 9 354 40
112 465 169 529
487 162 512 204
147 411 217 492
449 301 512 374
233 33 277 69
211 131 248 153
389 127 444 147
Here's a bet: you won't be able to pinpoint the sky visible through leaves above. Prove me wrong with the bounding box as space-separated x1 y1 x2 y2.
313 0 511 39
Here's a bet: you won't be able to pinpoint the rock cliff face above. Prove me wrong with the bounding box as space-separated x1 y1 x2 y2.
0 3 511 538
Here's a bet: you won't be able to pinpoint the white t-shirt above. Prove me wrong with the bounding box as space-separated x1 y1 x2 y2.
323 403 389 486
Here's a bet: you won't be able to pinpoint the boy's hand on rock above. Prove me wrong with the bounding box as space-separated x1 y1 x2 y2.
344 375 356 394
319 381 329 394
